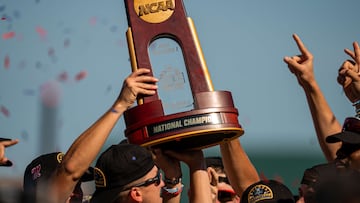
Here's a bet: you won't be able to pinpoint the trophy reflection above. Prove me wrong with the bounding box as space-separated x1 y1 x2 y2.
123 0 244 149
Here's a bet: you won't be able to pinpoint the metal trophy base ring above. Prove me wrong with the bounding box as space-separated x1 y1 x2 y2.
142 127 243 150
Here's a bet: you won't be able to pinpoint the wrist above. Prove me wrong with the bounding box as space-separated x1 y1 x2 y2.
162 184 184 196
164 175 182 187
353 100 360 118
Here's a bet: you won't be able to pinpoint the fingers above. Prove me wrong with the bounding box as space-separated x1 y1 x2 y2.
292 34 312 59
344 48 355 59
353 41 360 65
339 60 358 75
131 68 151 77
120 68 158 100
283 56 301 68
0 139 17 166
344 42 360 66
283 34 312 68
2 139 19 147
339 67 360 85
127 68 158 93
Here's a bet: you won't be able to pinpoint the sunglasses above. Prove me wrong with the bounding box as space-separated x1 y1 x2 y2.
120 170 162 192
218 176 230 184
218 189 236 202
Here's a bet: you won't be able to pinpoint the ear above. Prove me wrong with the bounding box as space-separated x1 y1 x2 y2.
207 167 218 186
129 188 143 202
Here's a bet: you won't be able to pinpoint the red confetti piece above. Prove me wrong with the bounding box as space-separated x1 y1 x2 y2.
89 16 97 26
57 71 68 82
75 70 87 81
4 55 10 69
2 31 15 40
1 17 6 20
0 105 10 117
35 26 47 40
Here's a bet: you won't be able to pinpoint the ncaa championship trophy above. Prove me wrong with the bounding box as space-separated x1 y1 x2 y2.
123 0 244 149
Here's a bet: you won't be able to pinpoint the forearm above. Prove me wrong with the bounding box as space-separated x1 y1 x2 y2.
220 139 260 196
303 81 342 161
51 103 128 201
189 169 212 203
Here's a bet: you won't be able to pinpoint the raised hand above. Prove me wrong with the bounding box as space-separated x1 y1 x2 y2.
283 34 315 90
116 68 158 109
337 42 360 103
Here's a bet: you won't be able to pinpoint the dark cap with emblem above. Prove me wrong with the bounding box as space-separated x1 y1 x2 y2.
241 180 295 203
23 152 94 196
90 143 155 203
326 117 360 144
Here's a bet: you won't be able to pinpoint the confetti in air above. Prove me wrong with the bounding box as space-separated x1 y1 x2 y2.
57 71 68 82
89 16 97 26
75 70 87 81
48 47 55 56
4 55 10 69
36 26 47 40
0 105 10 117
2 31 15 40
64 38 70 48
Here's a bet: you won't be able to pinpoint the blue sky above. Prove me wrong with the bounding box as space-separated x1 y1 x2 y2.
0 0 359 181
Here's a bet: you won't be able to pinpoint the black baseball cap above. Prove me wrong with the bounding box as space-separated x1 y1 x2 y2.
326 117 360 144
23 152 94 197
241 180 295 203
90 144 155 203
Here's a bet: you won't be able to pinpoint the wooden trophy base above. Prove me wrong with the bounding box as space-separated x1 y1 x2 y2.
124 91 244 150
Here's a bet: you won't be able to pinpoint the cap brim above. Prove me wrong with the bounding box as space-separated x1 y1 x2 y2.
90 187 122 203
326 131 360 144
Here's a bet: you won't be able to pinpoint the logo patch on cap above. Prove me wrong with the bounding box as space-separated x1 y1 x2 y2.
247 184 274 203
56 152 64 163
94 167 107 187
31 164 42 181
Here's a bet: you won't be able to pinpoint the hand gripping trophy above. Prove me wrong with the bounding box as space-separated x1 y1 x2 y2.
123 0 243 149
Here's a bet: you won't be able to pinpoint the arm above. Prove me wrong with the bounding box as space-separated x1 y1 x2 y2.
219 139 260 197
283 34 342 161
165 150 212 203
151 148 182 203
0 139 19 166
48 68 158 202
